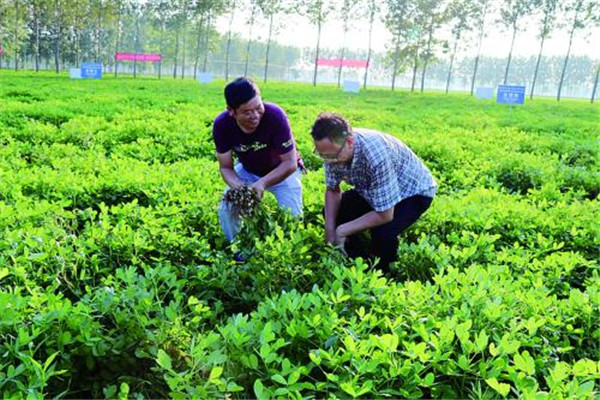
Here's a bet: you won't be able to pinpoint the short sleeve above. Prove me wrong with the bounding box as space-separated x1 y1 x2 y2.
325 163 342 189
212 113 232 154
270 107 294 155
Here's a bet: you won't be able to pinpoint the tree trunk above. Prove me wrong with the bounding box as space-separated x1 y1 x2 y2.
114 3 121 77
420 15 434 92
158 21 164 79
312 19 322 86
591 62 599 103
530 35 546 99
391 29 401 91
557 11 578 101
503 21 518 85
54 0 60 73
34 2 40 72
363 5 375 89
193 16 205 79
133 17 140 78
225 9 235 81
336 44 345 88
173 29 179 78
410 37 421 92
95 4 100 61
76 29 80 67
445 39 458 94
470 0 488 95
244 6 256 77
264 13 274 83
181 22 186 79
14 0 19 71
202 12 211 72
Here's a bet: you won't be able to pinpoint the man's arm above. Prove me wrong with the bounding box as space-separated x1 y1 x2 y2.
324 186 342 243
336 208 394 238
250 151 297 197
216 151 245 189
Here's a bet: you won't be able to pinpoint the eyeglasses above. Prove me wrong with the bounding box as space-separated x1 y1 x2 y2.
314 137 348 162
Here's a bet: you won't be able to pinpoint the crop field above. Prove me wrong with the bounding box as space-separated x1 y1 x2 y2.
0 70 598 399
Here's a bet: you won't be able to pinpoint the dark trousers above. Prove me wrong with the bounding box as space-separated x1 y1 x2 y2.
336 190 433 273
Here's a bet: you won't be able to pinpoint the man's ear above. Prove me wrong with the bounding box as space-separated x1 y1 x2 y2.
347 135 355 147
227 107 235 117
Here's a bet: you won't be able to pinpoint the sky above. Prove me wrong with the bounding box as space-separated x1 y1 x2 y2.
215 5 599 60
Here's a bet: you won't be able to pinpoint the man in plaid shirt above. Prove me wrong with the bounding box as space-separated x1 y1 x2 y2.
311 112 437 273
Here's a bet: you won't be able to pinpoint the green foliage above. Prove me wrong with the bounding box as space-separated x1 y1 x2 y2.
0 71 597 399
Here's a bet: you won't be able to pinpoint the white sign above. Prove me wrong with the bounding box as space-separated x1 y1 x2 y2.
69 68 82 79
198 72 213 84
476 87 493 99
343 80 360 93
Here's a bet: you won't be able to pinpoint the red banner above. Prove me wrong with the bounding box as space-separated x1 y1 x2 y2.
317 58 369 68
115 53 162 62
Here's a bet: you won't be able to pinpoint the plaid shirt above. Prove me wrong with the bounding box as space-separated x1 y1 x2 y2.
325 129 437 212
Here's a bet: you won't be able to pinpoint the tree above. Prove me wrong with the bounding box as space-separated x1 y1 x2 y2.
530 0 560 99
591 61 599 103
243 0 257 77
557 0 598 100
419 0 447 92
362 0 380 89
149 0 173 79
113 0 126 77
385 0 413 91
444 0 477 94
469 0 491 95
256 0 284 83
498 0 537 85
295 0 334 86
335 0 358 87
224 0 236 80
13 0 23 70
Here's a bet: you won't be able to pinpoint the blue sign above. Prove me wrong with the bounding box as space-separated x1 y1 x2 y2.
198 72 213 84
476 87 493 99
497 85 525 105
343 80 360 93
81 62 103 79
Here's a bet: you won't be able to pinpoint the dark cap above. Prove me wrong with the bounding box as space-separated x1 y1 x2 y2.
224 77 261 109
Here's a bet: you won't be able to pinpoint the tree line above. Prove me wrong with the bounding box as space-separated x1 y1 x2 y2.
0 0 598 102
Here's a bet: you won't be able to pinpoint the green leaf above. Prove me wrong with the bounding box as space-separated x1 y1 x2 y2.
485 378 511 397
0 268 9 280
422 372 435 386
489 342 498 357
156 349 172 370
577 381 595 398
271 374 287 385
209 366 223 380
254 379 268 400
458 355 470 370
309 351 321 366
476 330 489 352
573 359 597 377
340 381 358 398
514 351 535 375
343 335 356 353
118 382 130 400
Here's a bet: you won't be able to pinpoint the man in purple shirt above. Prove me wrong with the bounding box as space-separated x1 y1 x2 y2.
213 77 303 243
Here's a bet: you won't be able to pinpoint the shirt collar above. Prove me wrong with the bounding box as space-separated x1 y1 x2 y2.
349 130 363 171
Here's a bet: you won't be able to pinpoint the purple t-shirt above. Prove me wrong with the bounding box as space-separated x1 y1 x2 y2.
213 102 297 177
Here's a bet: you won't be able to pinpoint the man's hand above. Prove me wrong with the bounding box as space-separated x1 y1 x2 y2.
250 180 266 199
325 228 337 244
325 227 347 256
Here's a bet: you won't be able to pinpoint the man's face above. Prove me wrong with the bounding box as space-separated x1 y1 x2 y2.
229 95 265 133
313 135 353 164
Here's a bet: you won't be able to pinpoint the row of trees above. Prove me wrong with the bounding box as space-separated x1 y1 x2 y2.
1 0 598 101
